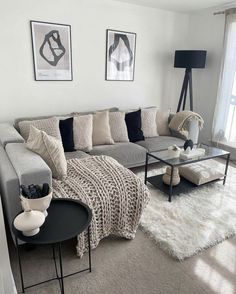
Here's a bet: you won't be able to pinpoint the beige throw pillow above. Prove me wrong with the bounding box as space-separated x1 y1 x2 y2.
19 117 61 141
73 115 93 152
141 108 158 138
109 112 129 142
156 110 171 136
92 111 114 146
26 126 67 180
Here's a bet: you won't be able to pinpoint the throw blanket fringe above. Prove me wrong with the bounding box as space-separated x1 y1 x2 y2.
169 110 204 139
52 156 150 257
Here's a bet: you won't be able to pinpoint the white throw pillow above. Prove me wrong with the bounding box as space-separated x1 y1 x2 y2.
109 112 129 142
73 115 93 152
156 110 171 136
19 117 61 141
26 126 67 180
92 111 114 146
141 108 158 138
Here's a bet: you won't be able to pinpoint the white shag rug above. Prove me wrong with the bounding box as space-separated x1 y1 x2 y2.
135 161 236 260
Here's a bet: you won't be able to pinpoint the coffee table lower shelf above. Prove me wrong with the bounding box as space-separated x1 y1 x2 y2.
147 174 222 198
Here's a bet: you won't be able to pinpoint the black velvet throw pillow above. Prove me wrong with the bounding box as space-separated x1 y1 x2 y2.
59 117 75 152
125 109 145 142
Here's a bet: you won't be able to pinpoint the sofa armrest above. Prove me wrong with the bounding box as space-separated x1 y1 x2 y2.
0 123 24 148
5 143 52 187
0 146 21 231
169 113 199 143
187 119 199 144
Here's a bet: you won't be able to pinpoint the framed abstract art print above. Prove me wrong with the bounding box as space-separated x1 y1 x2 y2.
30 21 73 81
106 29 136 81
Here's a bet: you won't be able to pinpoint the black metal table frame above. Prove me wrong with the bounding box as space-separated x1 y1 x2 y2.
144 150 230 202
15 225 91 294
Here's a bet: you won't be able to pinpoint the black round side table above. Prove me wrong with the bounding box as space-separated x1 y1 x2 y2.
12 198 92 294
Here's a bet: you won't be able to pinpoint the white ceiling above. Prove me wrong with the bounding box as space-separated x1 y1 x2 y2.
114 0 236 12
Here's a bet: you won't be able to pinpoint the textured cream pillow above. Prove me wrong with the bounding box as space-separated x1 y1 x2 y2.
179 160 224 186
109 112 129 142
19 117 61 141
141 108 158 138
73 115 93 151
156 110 171 136
26 126 67 180
92 111 114 146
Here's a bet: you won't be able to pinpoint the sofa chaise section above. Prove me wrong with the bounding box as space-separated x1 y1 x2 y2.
89 142 147 168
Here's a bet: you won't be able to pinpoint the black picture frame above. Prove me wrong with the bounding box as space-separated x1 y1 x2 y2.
105 29 136 81
30 20 73 81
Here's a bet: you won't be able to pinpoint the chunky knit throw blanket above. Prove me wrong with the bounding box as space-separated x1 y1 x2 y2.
169 110 204 139
52 155 150 257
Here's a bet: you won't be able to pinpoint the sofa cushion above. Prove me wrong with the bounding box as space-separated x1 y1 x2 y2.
141 108 158 138
109 112 129 142
89 142 147 168
71 107 119 116
0 123 24 148
59 117 75 152
18 117 61 141
92 111 114 146
26 126 67 180
156 110 171 136
73 114 93 152
136 136 184 152
15 113 70 131
125 109 144 143
65 150 91 160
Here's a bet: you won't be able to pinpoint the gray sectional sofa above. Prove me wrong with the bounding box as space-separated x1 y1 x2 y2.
0 109 199 240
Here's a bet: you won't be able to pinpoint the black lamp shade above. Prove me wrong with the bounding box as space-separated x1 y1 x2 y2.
174 50 206 69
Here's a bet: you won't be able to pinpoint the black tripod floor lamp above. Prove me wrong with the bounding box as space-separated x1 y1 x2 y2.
174 50 207 112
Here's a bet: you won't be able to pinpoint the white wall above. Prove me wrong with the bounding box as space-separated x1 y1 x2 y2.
0 0 189 122
187 8 225 143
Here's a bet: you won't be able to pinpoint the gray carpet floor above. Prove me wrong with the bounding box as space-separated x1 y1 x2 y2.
9 161 236 294
9 228 236 294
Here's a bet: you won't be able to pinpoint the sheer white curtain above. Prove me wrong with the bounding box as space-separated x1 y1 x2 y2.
212 9 236 144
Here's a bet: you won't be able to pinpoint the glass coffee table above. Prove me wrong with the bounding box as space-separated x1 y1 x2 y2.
144 143 230 202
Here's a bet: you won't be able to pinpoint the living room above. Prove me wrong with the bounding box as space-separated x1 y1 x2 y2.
0 0 236 293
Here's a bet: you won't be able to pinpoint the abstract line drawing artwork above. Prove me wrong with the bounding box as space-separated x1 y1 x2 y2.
30 21 72 81
106 29 136 81
39 30 66 66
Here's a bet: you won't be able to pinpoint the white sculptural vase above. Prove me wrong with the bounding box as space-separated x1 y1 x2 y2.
20 188 53 217
14 210 45 236
162 167 180 186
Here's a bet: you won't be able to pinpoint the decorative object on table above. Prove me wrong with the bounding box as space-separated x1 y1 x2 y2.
14 199 45 236
167 145 181 158
179 148 206 160
20 183 52 217
162 166 180 186
106 29 136 81
184 139 193 151
30 20 73 81
174 50 207 112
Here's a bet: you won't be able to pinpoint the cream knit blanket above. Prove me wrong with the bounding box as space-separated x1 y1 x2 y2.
169 110 204 139
52 155 150 257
